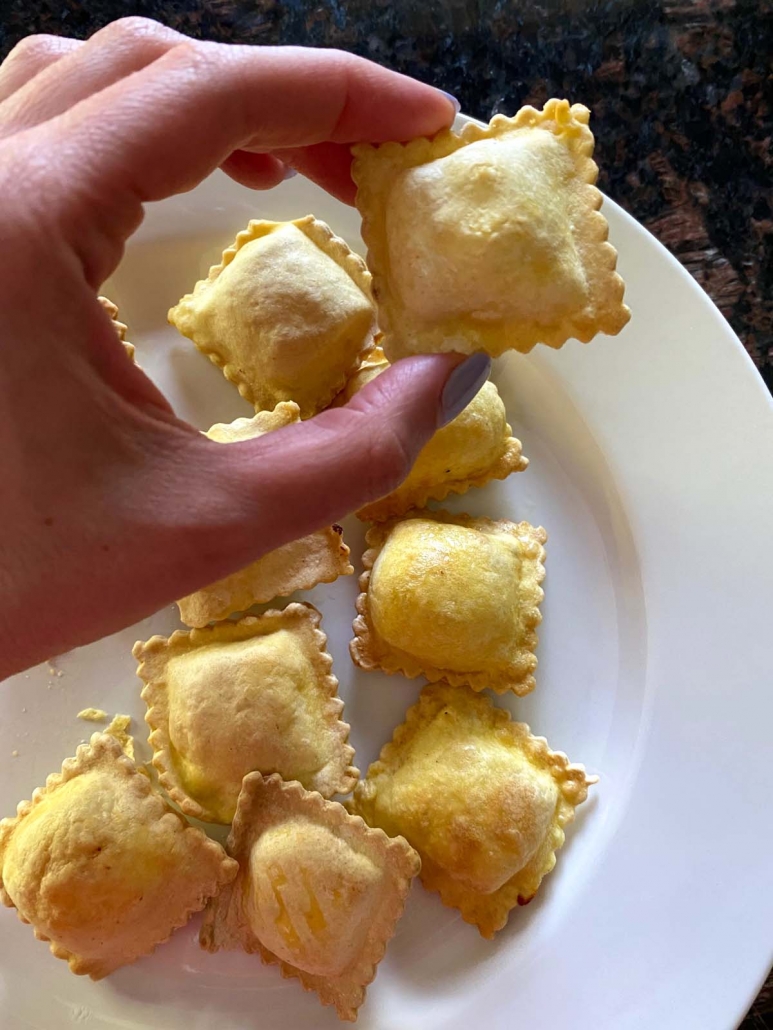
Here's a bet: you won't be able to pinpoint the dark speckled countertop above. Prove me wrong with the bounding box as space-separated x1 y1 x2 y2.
2 1 772 1025
2 0 772 382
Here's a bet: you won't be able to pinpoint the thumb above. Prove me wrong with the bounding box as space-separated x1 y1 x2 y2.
0 351 491 679
186 351 492 576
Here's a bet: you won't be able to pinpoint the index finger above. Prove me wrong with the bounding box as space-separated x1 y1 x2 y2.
32 41 455 283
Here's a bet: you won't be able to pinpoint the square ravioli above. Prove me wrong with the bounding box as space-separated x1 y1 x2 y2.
349 683 596 938
332 342 527 520
134 604 358 825
353 98 630 360
0 733 236 979
351 510 546 696
200 773 420 1022
168 216 376 419
177 402 353 627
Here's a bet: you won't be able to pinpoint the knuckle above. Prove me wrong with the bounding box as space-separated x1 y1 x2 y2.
96 16 171 45
5 33 65 69
167 40 215 74
89 16 183 61
327 47 360 69
163 42 229 99
326 47 350 66
171 38 204 61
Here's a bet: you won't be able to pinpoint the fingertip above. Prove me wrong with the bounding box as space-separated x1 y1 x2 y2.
322 54 460 142
273 141 357 205
346 352 465 429
438 89 461 117
220 150 289 190
438 352 491 426
418 89 460 137
301 352 469 507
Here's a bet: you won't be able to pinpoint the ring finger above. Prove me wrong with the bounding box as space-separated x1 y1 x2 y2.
0 34 81 105
0 17 185 137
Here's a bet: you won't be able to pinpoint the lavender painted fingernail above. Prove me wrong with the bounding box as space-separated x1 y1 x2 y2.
439 353 492 427
440 90 461 115
282 165 298 180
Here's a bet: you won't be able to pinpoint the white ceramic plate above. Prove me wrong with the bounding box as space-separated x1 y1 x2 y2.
3 117 773 1030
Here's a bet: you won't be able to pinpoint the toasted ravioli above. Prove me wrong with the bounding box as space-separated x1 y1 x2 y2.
353 99 629 359
351 510 546 696
135 604 358 825
0 734 236 978
350 684 596 937
201 773 420 1022
169 216 376 418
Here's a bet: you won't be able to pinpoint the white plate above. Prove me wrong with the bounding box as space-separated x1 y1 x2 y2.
3 117 773 1030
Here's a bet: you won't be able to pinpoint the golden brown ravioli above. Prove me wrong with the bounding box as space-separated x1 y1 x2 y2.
353 99 629 360
349 683 596 938
203 399 300 443
168 216 376 418
177 403 353 627
135 604 358 825
201 773 420 1022
0 733 236 979
333 342 527 519
351 510 546 696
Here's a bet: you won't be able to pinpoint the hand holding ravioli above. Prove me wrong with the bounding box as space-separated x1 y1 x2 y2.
0 18 469 681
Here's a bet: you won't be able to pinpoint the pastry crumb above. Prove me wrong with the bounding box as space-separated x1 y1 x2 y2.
77 708 109 722
11 750 19 758
104 714 134 761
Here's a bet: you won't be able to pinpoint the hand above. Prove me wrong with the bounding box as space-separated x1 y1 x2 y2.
0 18 490 680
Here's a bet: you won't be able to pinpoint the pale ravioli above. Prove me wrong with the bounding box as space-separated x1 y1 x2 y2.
0 734 236 979
350 683 596 938
351 510 546 696
333 341 527 519
168 216 376 419
353 98 630 360
201 773 420 1022
98 295 135 362
135 604 358 825
177 402 353 627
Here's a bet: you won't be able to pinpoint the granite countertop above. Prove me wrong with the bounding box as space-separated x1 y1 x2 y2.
2 0 772 1025
2 0 771 382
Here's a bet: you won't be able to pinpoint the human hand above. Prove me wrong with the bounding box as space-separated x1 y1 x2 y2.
0 18 490 680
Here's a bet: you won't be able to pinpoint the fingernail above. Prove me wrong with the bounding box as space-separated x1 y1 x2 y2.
282 165 298 180
439 352 492 427
440 90 461 115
